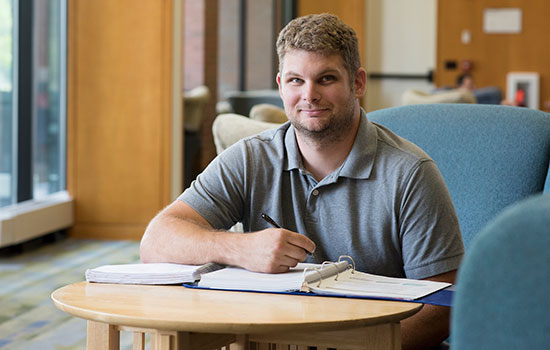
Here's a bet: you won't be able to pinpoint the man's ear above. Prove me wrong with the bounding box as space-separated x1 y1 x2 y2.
354 68 367 98
276 73 283 97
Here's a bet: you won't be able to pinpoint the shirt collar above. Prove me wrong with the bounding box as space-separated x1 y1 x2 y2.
337 109 377 180
283 124 302 171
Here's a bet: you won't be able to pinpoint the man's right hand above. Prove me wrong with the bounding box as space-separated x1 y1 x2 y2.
232 228 316 273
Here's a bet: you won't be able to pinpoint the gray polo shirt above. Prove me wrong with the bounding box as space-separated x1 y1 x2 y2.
180 111 464 279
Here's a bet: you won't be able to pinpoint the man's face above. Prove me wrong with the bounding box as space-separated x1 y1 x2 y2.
276 50 365 142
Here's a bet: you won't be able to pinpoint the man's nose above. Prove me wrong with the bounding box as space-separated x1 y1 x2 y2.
302 82 321 103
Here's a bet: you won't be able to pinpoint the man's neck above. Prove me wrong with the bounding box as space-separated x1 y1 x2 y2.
296 111 361 182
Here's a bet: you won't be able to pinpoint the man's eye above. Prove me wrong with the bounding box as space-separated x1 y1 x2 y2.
320 75 336 83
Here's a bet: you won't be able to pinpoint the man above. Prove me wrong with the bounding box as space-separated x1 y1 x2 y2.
456 73 475 91
141 14 464 349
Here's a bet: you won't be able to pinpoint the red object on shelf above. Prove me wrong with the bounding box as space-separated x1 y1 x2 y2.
515 89 526 107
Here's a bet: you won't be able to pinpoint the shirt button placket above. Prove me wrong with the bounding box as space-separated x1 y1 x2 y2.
305 188 320 228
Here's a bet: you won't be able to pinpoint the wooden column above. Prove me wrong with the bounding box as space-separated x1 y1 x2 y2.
67 0 179 239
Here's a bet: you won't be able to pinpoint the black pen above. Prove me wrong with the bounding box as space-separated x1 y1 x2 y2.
261 213 314 257
261 212 281 228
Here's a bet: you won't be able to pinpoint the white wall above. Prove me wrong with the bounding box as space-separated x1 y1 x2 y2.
365 0 437 112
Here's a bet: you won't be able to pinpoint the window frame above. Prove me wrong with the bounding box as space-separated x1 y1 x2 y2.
0 0 72 248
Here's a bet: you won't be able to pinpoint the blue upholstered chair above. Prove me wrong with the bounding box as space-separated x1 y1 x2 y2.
450 193 550 349
367 104 550 250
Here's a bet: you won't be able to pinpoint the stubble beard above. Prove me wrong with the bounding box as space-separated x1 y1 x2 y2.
289 95 357 146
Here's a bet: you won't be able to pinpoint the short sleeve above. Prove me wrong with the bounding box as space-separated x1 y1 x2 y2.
399 160 465 279
178 140 249 229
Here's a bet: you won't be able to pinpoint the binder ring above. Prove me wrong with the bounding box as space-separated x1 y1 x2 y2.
321 261 340 281
303 267 324 287
338 255 356 274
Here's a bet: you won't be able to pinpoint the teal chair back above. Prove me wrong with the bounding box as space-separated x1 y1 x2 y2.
451 194 550 349
367 104 550 249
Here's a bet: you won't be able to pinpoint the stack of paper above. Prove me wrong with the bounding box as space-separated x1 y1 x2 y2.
85 262 223 285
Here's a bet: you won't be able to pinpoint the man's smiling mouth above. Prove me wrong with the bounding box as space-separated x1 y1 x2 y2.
298 107 329 115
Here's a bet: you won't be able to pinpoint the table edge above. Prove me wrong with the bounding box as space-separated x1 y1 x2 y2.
51 282 423 334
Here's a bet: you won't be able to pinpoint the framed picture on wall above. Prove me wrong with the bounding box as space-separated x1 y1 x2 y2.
506 72 539 109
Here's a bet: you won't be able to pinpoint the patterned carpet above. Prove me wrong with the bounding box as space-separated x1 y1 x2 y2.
0 233 142 349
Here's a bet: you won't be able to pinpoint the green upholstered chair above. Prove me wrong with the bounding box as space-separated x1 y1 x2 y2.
451 193 550 349
367 104 550 250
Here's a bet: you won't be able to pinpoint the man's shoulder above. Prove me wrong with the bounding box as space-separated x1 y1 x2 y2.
219 122 289 164
246 122 288 143
239 122 290 153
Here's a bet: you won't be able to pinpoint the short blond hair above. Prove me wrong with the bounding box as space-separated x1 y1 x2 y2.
276 13 361 81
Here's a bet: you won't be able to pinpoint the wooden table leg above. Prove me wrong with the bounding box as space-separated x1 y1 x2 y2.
87 320 120 350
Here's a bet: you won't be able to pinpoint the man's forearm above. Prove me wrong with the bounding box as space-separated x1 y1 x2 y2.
139 210 234 265
400 303 450 350
400 270 456 350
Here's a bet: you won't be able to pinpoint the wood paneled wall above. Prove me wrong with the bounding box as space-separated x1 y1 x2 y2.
297 0 366 66
436 0 550 108
67 1 178 240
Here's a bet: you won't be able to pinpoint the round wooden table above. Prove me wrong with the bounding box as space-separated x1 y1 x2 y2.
52 281 422 350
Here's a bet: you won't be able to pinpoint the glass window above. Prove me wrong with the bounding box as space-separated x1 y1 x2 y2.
0 0 66 207
0 0 70 248
0 0 14 207
32 0 65 198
